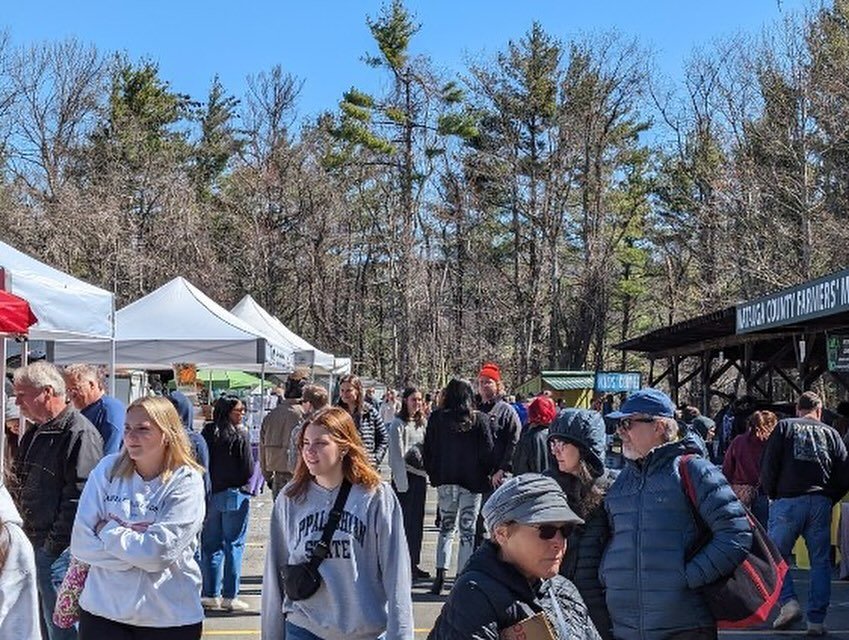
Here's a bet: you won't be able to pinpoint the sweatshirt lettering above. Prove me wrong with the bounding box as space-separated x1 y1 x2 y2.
295 509 366 547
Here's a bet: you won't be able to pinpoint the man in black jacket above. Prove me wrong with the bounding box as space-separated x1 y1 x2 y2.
474 363 521 548
760 391 849 635
13 361 102 640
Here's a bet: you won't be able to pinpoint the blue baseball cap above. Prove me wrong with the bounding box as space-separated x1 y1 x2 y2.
606 388 676 419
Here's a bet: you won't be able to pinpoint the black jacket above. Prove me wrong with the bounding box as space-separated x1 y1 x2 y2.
423 409 494 493
760 416 849 502
429 540 601 640
202 422 254 494
478 398 521 473
545 469 617 640
512 425 550 475
13 406 103 555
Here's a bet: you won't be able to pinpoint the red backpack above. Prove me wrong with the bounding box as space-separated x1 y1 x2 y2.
678 454 788 629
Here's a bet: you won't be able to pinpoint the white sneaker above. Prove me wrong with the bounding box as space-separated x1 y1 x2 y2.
773 599 802 629
201 596 221 610
807 621 827 636
222 597 250 612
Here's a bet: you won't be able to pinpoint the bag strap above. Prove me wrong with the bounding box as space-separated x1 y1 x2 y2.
308 480 352 567
678 453 698 506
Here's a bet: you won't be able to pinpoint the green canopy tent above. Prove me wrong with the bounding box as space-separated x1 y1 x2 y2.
168 369 263 391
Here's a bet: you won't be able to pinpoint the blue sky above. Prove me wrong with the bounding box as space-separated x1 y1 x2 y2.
2 1 815 121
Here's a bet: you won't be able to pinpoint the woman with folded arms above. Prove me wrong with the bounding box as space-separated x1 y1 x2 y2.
70 396 205 640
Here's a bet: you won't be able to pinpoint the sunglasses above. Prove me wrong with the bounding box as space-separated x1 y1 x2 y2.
533 523 573 540
618 416 657 431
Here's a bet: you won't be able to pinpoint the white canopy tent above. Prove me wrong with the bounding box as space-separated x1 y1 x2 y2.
1 241 114 341
231 295 336 373
54 277 293 371
1 241 116 458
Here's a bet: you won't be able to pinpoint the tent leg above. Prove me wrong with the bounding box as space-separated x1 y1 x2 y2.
1 337 6 482
109 296 117 397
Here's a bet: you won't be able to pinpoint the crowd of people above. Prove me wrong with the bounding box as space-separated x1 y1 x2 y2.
2 358 849 639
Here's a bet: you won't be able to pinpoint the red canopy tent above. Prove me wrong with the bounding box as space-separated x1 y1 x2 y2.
0 289 38 335
1 289 37 478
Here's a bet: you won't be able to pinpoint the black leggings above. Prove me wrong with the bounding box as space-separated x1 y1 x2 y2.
79 609 202 640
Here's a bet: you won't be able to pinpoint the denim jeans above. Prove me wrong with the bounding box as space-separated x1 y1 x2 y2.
201 488 251 599
34 546 77 640
768 494 833 624
435 484 482 575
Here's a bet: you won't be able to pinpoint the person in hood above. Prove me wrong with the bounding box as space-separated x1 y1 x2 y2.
545 409 617 640
0 483 39 640
428 473 601 640
512 395 556 475
601 388 751 640
168 391 210 496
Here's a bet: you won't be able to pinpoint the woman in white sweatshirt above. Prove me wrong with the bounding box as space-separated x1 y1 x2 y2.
261 406 413 640
70 396 206 640
0 484 39 640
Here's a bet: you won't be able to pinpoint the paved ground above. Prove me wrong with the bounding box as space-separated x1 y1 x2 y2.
202 484 849 639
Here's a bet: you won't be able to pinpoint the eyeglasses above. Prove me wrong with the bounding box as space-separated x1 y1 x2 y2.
549 438 568 451
618 416 657 431
533 523 573 540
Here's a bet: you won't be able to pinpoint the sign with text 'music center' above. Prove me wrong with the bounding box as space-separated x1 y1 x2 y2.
736 268 849 334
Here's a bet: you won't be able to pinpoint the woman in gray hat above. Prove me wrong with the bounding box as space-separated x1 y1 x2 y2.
544 409 616 640
428 473 601 640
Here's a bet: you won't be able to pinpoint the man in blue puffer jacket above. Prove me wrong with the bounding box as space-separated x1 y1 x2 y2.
600 389 752 640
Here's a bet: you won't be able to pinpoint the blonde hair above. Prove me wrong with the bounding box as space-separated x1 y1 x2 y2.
111 396 203 482
285 406 381 500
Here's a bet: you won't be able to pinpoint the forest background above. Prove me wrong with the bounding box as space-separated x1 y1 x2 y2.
1 0 848 392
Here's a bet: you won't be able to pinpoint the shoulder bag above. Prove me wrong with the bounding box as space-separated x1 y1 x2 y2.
283 479 352 601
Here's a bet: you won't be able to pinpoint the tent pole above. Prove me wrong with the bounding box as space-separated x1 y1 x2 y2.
0 337 6 482
109 295 117 396
261 362 266 421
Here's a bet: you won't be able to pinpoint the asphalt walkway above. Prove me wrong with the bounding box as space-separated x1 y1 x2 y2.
202 485 849 639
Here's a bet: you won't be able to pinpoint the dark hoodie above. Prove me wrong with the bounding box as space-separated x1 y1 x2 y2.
545 409 616 640
168 391 211 496
429 540 601 640
548 409 606 477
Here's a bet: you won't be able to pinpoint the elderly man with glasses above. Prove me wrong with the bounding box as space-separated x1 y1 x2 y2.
600 389 751 640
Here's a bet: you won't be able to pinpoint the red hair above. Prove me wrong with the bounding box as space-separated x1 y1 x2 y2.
285 406 381 500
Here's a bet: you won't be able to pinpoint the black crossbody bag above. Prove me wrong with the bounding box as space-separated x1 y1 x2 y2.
283 480 352 601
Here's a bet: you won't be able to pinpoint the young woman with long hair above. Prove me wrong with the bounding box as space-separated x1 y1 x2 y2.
387 387 429 580
70 396 205 639
422 378 494 595
722 409 778 528
336 374 388 468
544 409 617 640
261 406 413 640
200 395 254 612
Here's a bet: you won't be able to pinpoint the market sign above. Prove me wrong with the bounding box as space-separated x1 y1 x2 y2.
736 268 849 334
827 333 849 372
595 371 642 393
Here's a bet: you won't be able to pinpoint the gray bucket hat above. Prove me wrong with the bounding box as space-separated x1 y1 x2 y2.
482 473 583 533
